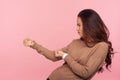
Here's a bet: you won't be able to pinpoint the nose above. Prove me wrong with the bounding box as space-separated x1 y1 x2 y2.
76 26 79 31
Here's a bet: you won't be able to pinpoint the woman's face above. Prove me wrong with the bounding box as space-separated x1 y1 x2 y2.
76 17 83 37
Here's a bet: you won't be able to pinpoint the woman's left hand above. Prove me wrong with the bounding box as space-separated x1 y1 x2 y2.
55 50 65 58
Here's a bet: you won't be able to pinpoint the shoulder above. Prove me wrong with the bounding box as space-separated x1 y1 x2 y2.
95 42 109 49
96 42 108 46
69 39 83 45
68 39 85 47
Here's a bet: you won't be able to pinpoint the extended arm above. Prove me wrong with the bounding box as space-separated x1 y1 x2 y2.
23 38 72 62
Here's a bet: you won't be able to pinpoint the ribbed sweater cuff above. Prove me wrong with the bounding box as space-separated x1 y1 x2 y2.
64 55 74 65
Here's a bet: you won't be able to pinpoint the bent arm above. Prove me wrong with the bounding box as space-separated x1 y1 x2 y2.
64 43 108 79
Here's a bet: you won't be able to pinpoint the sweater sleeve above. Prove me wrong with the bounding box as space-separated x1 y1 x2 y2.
30 40 73 62
64 42 108 79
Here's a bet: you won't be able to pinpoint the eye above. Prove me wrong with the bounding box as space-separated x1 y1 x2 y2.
77 23 81 27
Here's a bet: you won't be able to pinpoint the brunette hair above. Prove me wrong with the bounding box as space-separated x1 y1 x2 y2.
77 9 114 72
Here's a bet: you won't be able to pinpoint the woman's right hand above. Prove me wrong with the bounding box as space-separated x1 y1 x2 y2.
23 38 35 47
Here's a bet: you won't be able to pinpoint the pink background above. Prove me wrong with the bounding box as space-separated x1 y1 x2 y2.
0 0 120 80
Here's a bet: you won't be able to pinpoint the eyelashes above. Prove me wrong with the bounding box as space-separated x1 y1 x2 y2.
77 23 81 27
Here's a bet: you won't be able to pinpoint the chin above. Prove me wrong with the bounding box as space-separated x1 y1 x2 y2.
80 35 83 38
79 34 82 37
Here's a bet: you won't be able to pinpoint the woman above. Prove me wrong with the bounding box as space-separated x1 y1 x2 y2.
23 9 114 80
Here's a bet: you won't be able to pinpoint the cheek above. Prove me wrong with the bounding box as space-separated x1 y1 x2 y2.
76 26 79 31
80 27 83 35
79 27 82 32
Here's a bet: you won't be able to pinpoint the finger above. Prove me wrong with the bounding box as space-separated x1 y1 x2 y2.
55 51 60 57
58 50 63 54
55 51 58 56
23 40 30 46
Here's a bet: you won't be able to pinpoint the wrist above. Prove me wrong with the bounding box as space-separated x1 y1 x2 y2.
62 53 68 59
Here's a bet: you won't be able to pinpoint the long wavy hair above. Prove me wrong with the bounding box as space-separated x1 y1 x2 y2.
77 9 114 72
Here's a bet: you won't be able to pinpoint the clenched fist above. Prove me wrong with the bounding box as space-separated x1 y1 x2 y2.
23 38 35 47
55 51 65 58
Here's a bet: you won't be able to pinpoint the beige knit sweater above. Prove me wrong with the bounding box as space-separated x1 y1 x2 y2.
31 39 108 80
